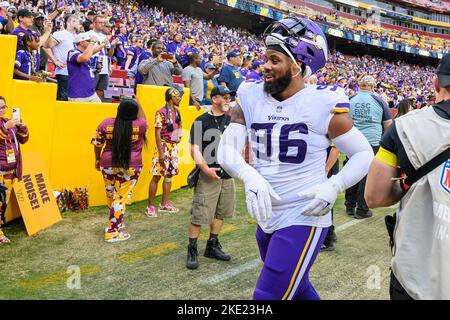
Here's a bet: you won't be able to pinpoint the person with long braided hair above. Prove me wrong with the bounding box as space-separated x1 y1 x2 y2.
91 97 147 243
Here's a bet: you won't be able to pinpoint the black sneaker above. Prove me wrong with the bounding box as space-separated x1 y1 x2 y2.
204 238 231 261
186 244 199 270
346 207 355 216
355 210 373 219
320 242 335 252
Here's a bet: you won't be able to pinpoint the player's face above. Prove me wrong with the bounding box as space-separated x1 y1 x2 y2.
263 49 293 96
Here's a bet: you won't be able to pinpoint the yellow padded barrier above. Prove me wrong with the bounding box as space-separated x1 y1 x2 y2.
0 34 202 209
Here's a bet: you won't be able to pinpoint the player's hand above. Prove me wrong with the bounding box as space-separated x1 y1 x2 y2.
158 155 165 166
205 167 221 180
244 174 281 223
297 177 341 216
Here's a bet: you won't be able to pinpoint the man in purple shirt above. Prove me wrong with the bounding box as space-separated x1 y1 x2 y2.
11 9 51 49
167 33 182 57
67 32 104 102
114 26 128 68
245 61 262 81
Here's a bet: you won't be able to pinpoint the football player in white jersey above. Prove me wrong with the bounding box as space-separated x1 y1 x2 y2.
217 17 374 300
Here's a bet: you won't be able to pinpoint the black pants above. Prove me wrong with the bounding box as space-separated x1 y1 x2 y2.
56 75 68 101
324 159 339 245
390 272 414 300
344 146 379 214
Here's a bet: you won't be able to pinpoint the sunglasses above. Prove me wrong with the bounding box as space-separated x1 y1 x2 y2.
0 105 8 110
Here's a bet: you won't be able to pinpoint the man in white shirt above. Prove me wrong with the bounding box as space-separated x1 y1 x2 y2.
87 15 110 102
44 14 81 101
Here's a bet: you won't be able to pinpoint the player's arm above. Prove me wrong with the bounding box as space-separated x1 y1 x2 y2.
365 124 403 208
217 103 279 222
299 113 374 216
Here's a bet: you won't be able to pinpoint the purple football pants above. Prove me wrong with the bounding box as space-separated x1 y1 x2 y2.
253 225 328 300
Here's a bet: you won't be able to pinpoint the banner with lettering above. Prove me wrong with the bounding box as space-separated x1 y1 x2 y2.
12 152 61 236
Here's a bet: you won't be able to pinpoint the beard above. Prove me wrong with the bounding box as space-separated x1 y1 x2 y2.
264 68 292 99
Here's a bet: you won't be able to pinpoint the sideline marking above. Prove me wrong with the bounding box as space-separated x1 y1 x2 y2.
201 259 261 286
119 242 178 264
202 216 374 286
335 219 365 233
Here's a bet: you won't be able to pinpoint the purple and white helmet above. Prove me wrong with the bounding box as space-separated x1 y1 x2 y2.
264 17 328 78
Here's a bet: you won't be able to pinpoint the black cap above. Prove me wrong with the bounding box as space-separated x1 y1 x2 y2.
226 51 239 59
33 12 45 19
211 85 235 97
437 52 450 88
87 10 96 16
17 9 33 18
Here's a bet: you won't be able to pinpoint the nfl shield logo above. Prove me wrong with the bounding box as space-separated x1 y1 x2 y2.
276 106 283 113
440 160 450 194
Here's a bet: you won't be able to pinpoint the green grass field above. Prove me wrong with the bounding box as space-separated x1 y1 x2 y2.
0 180 395 300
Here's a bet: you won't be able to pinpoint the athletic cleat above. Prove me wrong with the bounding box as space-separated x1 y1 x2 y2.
159 202 179 213
204 238 231 261
104 231 131 243
145 205 158 217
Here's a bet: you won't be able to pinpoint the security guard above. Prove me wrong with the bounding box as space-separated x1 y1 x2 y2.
346 75 392 219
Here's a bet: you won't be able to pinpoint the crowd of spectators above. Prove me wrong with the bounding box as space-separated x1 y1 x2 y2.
0 0 443 109
310 50 437 109
277 0 449 54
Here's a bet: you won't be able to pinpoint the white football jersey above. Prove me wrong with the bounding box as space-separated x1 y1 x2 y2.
237 80 350 233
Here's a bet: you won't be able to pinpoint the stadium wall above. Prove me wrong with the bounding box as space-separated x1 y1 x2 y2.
0 35 201 221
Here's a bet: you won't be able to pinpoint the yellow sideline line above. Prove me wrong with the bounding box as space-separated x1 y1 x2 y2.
17 265 101 290
118 242 179 264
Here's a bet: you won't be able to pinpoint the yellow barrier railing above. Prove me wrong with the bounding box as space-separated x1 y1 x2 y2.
0 35 202 218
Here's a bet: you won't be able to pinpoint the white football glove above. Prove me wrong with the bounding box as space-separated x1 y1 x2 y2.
244 173 281 223
297 176 344 217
